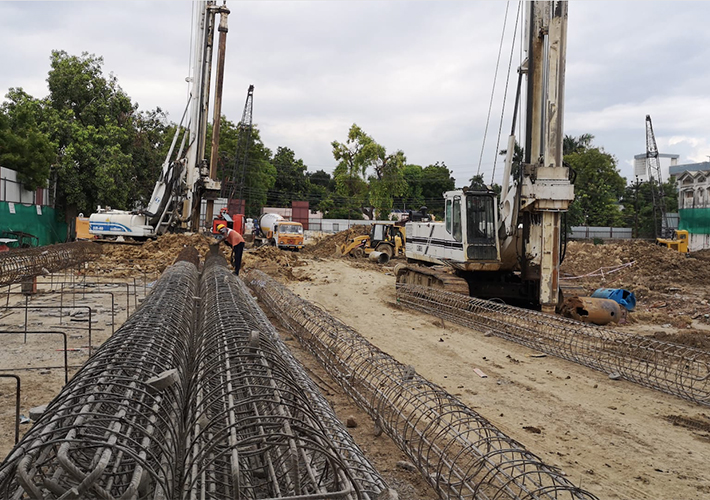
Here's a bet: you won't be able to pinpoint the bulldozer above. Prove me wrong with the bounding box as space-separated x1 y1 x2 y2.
339 222 405 260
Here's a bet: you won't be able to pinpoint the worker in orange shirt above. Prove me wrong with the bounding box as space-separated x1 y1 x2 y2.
216 224 246 275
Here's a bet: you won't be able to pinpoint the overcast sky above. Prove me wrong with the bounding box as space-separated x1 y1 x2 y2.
1 1 709 187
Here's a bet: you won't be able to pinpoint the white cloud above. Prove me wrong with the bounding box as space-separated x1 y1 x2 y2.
2 1 710 190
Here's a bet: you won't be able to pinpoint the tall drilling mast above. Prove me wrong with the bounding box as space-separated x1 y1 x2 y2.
645 115 670 238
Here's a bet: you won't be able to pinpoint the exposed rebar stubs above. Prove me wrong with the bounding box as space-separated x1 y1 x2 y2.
395 283 710 407
0 257 199 498
246 269 598 500
183 254 383 499
0 241 102 286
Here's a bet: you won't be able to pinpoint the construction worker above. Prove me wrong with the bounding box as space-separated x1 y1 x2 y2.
216 224 245 275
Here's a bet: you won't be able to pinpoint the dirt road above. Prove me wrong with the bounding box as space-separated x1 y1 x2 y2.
285 257 710 500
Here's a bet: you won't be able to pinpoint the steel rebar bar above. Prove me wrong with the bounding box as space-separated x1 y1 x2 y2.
394 283 710 407
246 270 597 500
0 242 102 286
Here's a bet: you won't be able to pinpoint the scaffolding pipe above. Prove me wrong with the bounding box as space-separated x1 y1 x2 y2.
246 270 597 500
395 283 710 407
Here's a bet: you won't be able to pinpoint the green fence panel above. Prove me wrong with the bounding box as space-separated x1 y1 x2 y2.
679 208 710 235
0 202 68 246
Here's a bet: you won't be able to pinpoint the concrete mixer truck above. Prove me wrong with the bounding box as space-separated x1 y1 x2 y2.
254 213 304 251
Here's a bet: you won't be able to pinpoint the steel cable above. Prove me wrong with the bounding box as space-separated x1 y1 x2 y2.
246 269 597 500
395 283 710 407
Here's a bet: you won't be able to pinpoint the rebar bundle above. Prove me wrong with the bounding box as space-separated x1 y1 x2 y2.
0 254 198 499
246 270 597 500
395 283 710 407
184 252 382 499
0 242 102 286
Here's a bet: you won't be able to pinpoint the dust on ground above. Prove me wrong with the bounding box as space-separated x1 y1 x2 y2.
7 231 710 499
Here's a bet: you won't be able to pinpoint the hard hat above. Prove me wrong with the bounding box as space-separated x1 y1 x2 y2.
217 224 226 231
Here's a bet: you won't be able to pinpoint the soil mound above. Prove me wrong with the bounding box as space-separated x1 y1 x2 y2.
302 225 371 258
96 233 220 276
242 246 310 282
561 240 710 293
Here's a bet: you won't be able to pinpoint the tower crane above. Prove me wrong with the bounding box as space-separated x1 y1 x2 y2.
220 84 255 211
645 115 671 238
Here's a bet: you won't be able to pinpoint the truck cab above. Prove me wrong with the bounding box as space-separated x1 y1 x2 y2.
274 221 304 250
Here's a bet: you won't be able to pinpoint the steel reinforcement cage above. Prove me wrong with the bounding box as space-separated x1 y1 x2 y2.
394 283 710 407
0 241 102 286
246 269 597 500
0 250 199 499
183 251 387 499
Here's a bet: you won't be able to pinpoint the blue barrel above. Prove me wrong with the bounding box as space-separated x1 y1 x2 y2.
591 288 636 311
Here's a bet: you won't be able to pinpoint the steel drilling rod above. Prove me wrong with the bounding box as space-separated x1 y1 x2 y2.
0 250 199 499
395 283 710 407
0 242 102 286
246 270 597 500
184 251 383 499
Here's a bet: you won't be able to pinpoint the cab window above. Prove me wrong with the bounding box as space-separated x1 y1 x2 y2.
446 199 452 233
466 194 495 243
452 197 462 242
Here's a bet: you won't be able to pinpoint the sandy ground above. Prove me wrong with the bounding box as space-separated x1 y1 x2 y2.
284 258 710 500
0 276 139 458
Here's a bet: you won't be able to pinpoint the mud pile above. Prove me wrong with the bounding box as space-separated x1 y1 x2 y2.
561 240 710 293
95 233 221 276
301 225 371 258
243 246 310 282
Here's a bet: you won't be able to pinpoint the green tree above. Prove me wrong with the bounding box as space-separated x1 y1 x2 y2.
368 149 407 219
563 133 594 156
394 164 425 211
46 50 138 220
565 144 625 227
420 162 456 218
0 88 55 190
331 124 380 219
268 146 309 206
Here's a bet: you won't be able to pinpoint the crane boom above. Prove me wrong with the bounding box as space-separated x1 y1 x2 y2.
645 115 671 238
221 84 255 209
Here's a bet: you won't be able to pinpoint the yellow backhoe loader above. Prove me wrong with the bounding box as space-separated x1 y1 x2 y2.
339 222 406 259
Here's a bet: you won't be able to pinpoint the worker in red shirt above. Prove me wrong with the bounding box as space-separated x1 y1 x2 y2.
216 224 246 275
